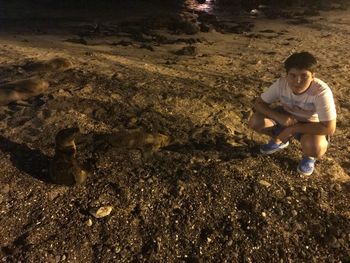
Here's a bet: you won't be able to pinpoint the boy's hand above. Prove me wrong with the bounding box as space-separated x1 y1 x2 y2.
276 127 294 143
277 115 298 127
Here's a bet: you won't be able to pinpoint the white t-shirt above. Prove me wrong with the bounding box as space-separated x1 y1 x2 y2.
261 77 337 122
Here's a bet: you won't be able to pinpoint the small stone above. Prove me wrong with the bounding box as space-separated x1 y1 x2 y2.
115 246 121 253
291 210 298 216
261 212 267 217
301 186 307 192
86 218 93 226
61 255 67 261
89 206 113 218
259 180 271 187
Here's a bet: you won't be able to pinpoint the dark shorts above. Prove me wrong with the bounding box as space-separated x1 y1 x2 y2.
273 123 331 143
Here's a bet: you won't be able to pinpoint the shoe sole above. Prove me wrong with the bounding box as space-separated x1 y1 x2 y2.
297 166 314 176
260 142 289 155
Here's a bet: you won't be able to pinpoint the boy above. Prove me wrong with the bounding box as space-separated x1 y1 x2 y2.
248 51 336 175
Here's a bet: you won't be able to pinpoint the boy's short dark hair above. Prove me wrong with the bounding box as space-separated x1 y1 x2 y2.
284 51 317 73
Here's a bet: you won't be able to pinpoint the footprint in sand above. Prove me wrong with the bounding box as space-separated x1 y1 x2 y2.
0 78 49 106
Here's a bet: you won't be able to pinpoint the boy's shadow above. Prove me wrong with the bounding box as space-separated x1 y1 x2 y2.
0 135 51 183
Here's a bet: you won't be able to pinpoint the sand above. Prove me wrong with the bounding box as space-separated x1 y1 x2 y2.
0 1 349 262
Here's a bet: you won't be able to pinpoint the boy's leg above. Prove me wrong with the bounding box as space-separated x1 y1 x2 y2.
297 134 328 175
300 134 328 158
248 112 277 136
248 112 289 154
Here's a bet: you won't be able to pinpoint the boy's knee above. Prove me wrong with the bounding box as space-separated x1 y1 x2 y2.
301 135 328 158
248 113 260 131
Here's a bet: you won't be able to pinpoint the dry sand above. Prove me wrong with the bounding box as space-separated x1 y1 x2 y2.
0 1 349 262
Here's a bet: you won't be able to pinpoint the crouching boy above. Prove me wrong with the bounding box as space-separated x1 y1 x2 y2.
248 51 336 175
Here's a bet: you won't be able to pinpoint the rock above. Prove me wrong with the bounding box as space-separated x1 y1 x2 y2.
259 180 271 187
89 206 113 218
114 245 121 253
86 218 93 226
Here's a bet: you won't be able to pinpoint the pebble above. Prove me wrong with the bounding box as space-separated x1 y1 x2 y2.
115 246 121 253
259 180 271 187
86 218 93 226
301 186 307 192
89 206 113 218
261 212 267 217
291 210 298 216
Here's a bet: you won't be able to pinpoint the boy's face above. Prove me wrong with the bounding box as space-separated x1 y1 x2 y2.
286 68 314 94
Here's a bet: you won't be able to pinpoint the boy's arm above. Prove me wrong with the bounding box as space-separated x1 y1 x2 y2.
254 97 298 127
276 119 336 142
